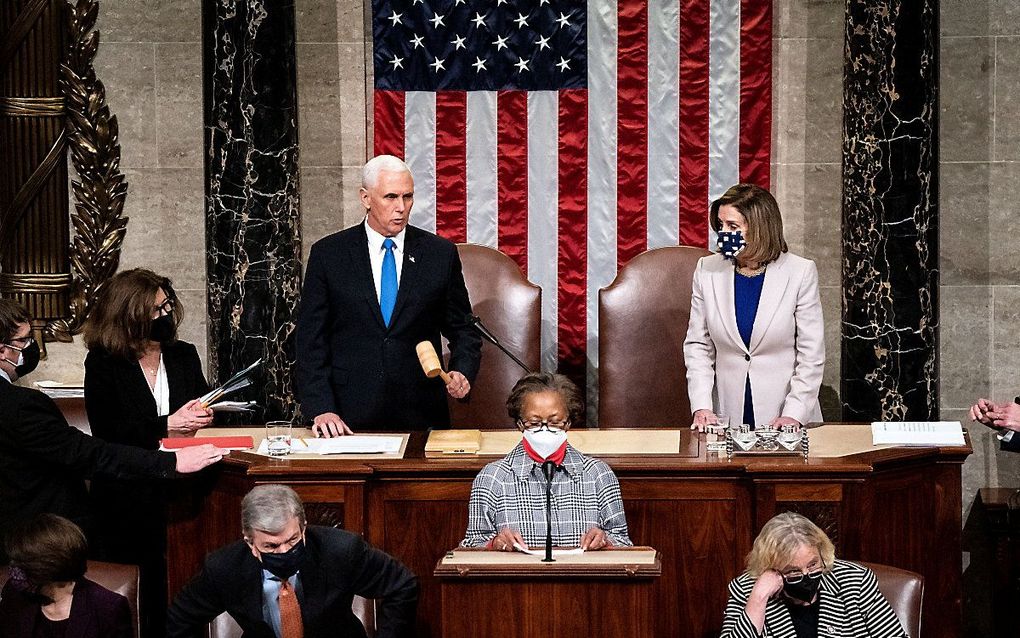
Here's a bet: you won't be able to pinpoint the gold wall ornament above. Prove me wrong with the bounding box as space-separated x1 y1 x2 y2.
44 0 129 342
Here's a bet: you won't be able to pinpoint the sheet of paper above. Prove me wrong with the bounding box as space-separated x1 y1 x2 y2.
256 435 404 455
870 421 965 446
512 542 585 556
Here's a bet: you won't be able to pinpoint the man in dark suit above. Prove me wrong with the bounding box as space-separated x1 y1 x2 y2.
295 155 481 435
0 299 224 559
167 484 418 638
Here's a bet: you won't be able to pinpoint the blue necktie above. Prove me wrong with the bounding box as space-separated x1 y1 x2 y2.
380 238 397 326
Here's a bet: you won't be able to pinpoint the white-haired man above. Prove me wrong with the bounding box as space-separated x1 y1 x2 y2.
295 154 481 435
167 484 417 638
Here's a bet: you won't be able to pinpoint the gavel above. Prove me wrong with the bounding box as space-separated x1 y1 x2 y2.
415 341 451 384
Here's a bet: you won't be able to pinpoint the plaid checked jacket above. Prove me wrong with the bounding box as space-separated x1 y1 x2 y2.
461 443 632 548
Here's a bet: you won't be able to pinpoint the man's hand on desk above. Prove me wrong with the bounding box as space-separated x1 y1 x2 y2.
490 527 526 552
312 412 353 438
446 371 471 399
174 444 225 472
580 527 609 551
768 416 801 430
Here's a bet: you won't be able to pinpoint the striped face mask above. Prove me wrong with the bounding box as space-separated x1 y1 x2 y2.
716 230 746 260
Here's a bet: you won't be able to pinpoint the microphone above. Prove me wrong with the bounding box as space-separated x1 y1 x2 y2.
466 314 532 373
541 460 557 563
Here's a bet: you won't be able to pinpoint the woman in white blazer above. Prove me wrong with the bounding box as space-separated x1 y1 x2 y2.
684 184 824 430
721 512 907 638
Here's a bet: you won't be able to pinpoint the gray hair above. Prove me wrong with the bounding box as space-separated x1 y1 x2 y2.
241 484 306 537
362 154 411 189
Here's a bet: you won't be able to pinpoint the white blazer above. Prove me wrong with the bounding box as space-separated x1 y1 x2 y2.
684 251 824 425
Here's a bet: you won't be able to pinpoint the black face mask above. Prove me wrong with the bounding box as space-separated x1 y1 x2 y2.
783 573 822 604
259 539 306 580
16 340 40 378
149 314 176 343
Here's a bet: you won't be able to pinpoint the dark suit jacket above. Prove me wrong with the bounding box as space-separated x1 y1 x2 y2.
83 341 209 564
295 223 481 429
166 526 418 638
0 577 132 638
0 378 178 557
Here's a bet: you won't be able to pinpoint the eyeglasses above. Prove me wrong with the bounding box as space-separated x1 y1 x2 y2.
4 336 35 351
781 566 825 584
517 419 569 432
154 298 176 316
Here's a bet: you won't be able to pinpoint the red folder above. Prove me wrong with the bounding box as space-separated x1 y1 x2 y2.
160 436 254 451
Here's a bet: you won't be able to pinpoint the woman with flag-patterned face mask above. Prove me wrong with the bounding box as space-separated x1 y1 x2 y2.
460 372 633 552
684 183 825 434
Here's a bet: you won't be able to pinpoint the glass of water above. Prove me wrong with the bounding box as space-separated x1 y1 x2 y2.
265 421 292 456
705 414 730 454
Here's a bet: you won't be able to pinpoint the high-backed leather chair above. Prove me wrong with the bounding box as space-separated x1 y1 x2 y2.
205 597 375 638
0 561 141 638
858 561 923 637
598 245 711 428
448 244 541 428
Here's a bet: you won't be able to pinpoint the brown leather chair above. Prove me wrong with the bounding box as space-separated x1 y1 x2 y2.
598 245 711 428
858 561 923 637
447 244 541 428
0 561 141 638
54 397 90 435
205 596 375 638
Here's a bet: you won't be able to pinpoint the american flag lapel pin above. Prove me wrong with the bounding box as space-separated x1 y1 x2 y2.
409 255 416 263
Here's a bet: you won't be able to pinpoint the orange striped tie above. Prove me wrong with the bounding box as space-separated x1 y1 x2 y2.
278 579 304 638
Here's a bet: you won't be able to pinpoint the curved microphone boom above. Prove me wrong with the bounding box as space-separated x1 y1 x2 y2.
466 314 532 373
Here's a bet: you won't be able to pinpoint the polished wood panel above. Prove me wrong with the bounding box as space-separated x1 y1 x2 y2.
166 427 970 638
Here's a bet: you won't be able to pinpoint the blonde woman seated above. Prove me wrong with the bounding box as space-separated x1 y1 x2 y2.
722 512 907 638
461 373 632 551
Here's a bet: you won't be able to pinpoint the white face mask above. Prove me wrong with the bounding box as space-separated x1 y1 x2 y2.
523 428 567 459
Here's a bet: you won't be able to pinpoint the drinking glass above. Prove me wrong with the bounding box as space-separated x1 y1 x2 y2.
265 421 292 456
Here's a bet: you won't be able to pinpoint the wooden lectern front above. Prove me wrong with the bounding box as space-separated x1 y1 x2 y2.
434 547 661 637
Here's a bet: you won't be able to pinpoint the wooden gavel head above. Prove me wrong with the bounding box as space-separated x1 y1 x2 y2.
416 341 451 383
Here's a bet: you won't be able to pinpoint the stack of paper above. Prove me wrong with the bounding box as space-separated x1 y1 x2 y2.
200 359 261 408
35 380 85 398
870 421 965 446
256 435 404 456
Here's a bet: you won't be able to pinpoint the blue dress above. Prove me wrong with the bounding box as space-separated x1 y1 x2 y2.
734 270 765 427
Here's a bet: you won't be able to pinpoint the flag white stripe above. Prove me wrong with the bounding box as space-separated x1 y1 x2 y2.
465 91 498 248
646 0 681 249
585 0 619 422
708 0 741 238
404 91 437 233
527 91 560 373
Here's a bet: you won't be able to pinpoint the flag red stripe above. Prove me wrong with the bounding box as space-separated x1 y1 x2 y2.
435 92 468 243
616 0 649 269
497 90 529 273
739 0 772 188
678 0 710 247
557 89 588 382
373 90 405 158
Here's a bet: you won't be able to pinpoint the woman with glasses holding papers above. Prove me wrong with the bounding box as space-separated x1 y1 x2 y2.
82 268 212 638
460 373 632 552
721 513 907 638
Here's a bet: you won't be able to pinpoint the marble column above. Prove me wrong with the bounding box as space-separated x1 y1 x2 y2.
204 0 302 421
841 0 939 421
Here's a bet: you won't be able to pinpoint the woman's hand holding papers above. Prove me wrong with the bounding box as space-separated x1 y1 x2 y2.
167 398 214 435
580 526 609 551
490 527 527 552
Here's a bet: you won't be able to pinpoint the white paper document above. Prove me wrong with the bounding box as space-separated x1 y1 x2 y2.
512 542 585 557
255 435 405 455
870 421 965 446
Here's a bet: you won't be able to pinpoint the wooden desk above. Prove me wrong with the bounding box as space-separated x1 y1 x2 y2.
166 426 970 638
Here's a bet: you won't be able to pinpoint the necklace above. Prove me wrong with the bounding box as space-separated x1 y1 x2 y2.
736 264 766 277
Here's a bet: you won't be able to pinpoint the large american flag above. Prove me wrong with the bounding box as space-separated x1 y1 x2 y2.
372 0 772 409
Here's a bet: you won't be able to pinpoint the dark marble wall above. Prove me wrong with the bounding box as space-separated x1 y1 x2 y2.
204 0 302 421
841 0 939 421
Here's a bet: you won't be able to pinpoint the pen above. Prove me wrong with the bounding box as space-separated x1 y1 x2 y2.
298 437 308 447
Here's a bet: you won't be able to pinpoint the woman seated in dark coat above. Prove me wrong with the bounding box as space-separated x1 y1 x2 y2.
722 512 906 638
0 514 131 638
83 268 212 638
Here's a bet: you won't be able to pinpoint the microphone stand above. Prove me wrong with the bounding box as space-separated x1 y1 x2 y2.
542 460 556 562
467 314 532 373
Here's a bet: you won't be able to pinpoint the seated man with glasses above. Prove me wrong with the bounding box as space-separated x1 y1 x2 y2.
460 372 632 552
722 512 907 638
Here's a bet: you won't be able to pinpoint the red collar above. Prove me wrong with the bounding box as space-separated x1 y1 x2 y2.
522 438 568 466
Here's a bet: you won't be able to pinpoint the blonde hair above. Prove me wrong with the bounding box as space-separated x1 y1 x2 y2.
709 183 788 265
745 512 835 578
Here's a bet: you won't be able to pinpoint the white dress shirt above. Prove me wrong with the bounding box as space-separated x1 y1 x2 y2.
141 355 170 416
364 217 406 302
